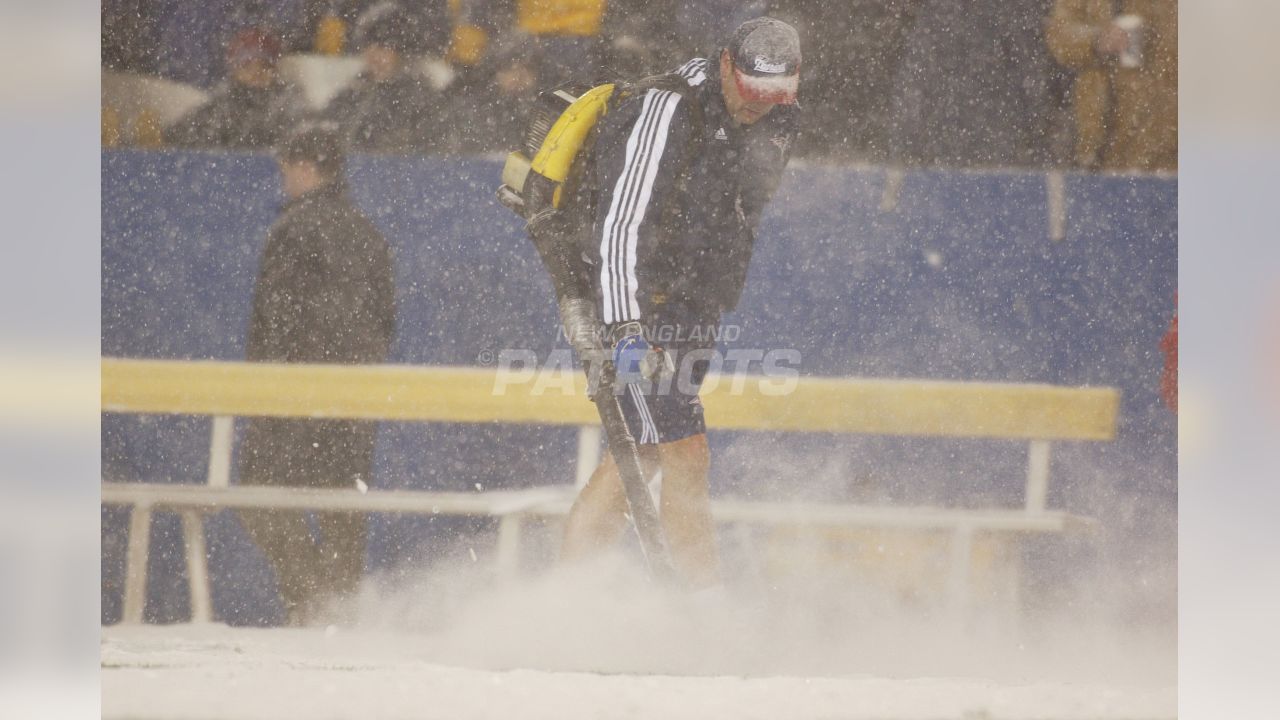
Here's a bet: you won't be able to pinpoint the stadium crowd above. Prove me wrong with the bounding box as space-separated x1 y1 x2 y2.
102 0 1176 172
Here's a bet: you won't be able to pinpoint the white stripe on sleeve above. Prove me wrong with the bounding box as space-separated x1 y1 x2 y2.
598 89 683 324
675 58 707 87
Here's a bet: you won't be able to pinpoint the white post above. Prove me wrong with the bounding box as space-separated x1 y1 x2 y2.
946 524 975 620
1046 171 1067 242
574 425 601 489
1025 440 1051 513
1001 538 1025 633
495 515 522 579
206 415 234 488
192 415 232 622
122 503 153 624
180 510 213 624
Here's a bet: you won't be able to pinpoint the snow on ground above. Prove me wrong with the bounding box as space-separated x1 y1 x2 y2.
102 558 1175 720
104 622 1172 717
101 623 1173 720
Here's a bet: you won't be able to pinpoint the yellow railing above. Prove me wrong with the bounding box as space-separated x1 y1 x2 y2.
101 358 1118 441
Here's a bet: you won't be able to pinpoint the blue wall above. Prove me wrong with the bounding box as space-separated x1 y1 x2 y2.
101 150 1176 623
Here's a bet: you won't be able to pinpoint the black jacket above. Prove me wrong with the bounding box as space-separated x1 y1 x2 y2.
166 78 305 150
586 57 798 328
247 180 396 364
239 180 394 497
324 70 441 154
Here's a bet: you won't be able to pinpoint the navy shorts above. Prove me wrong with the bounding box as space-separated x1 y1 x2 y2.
614 317 717 445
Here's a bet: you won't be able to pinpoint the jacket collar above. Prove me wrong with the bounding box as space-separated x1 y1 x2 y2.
284 178 346 211
698 55 737 133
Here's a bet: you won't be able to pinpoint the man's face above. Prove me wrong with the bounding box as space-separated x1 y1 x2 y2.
231 59 275 89
719 50 781 126
279 160 326 200
363 45 401 83
495 61 537 96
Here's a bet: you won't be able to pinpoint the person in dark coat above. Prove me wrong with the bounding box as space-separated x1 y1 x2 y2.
436 32 544 155
888 0 1056 168
166 28 307 150
237 123 396 626
322 2 443 153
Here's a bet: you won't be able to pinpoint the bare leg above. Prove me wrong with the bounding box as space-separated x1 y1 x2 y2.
560 444 666 562
560 453 630 562
657 433 720 589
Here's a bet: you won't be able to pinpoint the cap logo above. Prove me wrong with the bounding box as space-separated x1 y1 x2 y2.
752 57 788 74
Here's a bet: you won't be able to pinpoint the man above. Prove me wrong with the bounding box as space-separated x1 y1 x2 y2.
889 0 1055 168
1046 0 1177 171
323 2 442 153
438 33 543 154
166 27 306 149
237 124 396 626
559 17 801 590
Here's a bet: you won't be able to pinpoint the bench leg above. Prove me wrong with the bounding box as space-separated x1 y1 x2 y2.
180 510 213 624
1025 440 1051 513
946 525 974 620
1002 538 1025 632
122 504 153 624
495 514 523 579
730 522 764 587
206 415 234 489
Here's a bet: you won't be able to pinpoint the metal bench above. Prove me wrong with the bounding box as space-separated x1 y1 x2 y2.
102 357 1118 623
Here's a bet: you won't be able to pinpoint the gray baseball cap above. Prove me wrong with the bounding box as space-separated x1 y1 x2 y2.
726 17 801 104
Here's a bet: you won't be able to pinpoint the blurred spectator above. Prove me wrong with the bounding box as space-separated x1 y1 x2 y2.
103 65 211 148
438 0 697 155
166 28 307 149
508 0 606 81
436 0 685 156
435 0 559 157
459 0 607 85
676 0 764 56
289 0 452 57
1160 296 1177 413
437 33 543 154
597 0 685 78
446 19 491 69
102 0 162 75
889 0 1056 168
1046 0 1177 172
289 0 371 54
322 2 445 153
102 104 166 149
237 123 396 627
768 0 916 162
